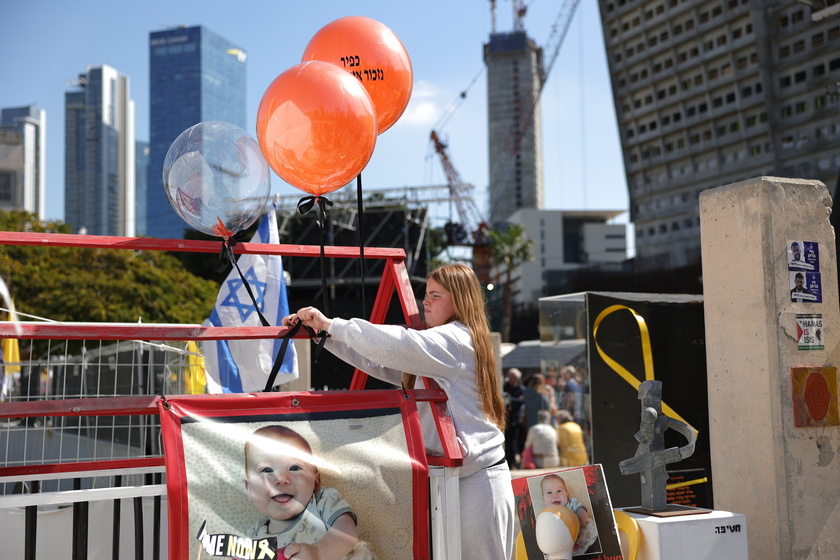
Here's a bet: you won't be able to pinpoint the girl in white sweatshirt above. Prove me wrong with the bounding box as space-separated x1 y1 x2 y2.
284 262 516 560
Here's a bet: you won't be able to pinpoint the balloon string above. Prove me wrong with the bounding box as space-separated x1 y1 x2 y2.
297 195 333 363
224 240 270 327
296 195 333 228
318 217 329 317
356 174 367 318
262 320 317 391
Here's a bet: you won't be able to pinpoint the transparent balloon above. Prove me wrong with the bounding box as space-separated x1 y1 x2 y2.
163 121 271 238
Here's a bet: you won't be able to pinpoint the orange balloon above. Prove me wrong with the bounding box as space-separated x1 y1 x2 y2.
302 16 413 134
256 61 377 196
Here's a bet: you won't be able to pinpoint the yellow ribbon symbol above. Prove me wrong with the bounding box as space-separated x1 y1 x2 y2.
592 304 698 437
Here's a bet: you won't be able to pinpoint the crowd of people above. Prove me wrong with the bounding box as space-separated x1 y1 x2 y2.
502 365 590 470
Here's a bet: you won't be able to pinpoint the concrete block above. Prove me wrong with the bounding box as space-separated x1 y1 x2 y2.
623 509 747 560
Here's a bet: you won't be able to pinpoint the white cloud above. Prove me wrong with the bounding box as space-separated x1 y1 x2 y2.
396 79 446 126
400 100 439 126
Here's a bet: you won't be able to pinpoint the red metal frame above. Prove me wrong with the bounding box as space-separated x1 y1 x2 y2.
0 231 465 476
159 389 431 560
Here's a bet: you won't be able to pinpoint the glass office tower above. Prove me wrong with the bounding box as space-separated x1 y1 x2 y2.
147 25 247 239
0 105 46 218
65 65 135 237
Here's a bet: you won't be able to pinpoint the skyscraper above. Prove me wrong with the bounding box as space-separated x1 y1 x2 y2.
135 141 149 237
484 30 545 228
599 0 840 272
64 65 135 236
0 105 46 218
147 25 247 240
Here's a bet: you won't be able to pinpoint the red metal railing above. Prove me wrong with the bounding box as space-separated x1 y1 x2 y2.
0 231 464 560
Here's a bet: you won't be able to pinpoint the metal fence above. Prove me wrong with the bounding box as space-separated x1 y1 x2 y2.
0 337 202 559
0 232 439 560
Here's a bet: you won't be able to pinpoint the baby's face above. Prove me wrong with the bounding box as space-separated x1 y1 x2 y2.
245 438 318 527
541 477 570 507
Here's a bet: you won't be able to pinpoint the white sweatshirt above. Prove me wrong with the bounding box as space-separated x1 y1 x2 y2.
325 318 506 477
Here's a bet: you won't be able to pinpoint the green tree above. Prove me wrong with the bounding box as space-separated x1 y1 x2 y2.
0 210 220 343
488 223 534 342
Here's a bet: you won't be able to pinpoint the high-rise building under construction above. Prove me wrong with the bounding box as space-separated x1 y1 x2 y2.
484 30 545 228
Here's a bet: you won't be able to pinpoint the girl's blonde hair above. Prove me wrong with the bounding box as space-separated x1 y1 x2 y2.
404 263 506 431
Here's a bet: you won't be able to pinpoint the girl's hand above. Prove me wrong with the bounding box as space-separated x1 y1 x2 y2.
285 307 331 332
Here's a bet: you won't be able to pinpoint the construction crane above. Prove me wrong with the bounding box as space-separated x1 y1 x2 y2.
429 130 492 283
489 0 528 33
501 0 580 152
428 0 579 276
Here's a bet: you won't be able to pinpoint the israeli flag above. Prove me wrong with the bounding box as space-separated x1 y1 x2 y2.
203 207 298 393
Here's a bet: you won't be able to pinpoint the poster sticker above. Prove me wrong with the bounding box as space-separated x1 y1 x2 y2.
788 241 819 271
790 271 822 303
796 314 824 350
791 367 839 427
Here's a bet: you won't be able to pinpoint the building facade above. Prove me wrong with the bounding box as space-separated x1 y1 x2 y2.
599 0 840 272
484 31 545 227
147 25 247 240
135 141 149 237
0 105 46 217
504 208 627 305
65 65 135 236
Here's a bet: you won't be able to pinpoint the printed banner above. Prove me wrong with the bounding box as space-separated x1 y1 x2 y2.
159 390 428 560
512 464 622 559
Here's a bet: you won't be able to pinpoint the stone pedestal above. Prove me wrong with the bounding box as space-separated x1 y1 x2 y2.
699 177 840 559
622 509 747 560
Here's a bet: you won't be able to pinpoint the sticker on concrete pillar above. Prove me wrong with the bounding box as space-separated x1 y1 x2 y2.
791 366 839 427
796 314 824 350
788 241 819 271
790 271 821 303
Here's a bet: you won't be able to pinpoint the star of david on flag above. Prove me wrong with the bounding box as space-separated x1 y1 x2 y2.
221 269 267 323
203 206 298 393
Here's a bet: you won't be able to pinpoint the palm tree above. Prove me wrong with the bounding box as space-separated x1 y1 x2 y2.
488 223 535 342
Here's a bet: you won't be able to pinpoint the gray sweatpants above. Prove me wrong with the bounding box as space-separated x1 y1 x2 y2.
458 462 516 560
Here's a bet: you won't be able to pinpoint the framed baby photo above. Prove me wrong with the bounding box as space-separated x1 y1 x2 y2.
159 390 428 560
512 464 622 560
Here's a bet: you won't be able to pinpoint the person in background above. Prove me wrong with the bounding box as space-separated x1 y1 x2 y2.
522 373 553 435
503 368 526 468
561 366 585 422
523 410 560 468
556 409 589 467
284 263 516 560
536 372 558 421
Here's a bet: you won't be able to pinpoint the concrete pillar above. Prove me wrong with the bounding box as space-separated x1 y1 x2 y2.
700 176 840 559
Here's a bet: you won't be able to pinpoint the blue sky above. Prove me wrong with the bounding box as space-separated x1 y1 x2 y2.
0 0 628 233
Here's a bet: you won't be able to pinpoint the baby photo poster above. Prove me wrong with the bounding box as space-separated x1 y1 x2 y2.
512 464 622 560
